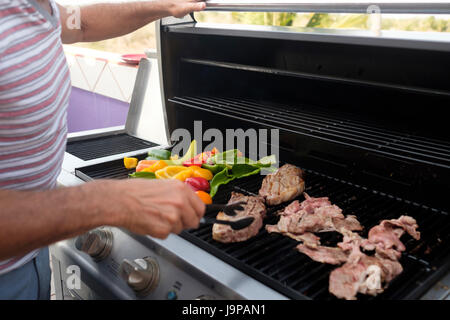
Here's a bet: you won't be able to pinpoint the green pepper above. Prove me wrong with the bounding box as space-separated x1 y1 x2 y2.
147 149 171 160
209 168 235 198
129 171 156 179
231 164 261 178
202 163 228 175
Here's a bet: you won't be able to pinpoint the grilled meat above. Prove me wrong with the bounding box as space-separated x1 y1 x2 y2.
266 225 321 247
296 244 349 265
259 164 305 206
362 216 421 260
265 193 362 237
212 192 266 243
328 216 419 300
329 240 403 300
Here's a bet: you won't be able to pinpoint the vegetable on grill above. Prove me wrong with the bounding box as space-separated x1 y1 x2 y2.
129 171 156 179
147 149 171 160
185 177 210 192
196 191 213 205
141 160 168 173
123 157 138 169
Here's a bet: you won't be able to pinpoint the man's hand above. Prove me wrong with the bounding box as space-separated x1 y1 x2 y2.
101 179 206 239
161 0 206 18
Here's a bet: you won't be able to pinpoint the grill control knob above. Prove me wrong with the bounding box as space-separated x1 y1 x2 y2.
75 228 113 261
120 257 160 297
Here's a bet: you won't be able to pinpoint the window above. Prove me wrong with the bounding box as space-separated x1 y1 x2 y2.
196 1 450 33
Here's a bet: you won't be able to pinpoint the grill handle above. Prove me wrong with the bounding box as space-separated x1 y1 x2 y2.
204 1 450 14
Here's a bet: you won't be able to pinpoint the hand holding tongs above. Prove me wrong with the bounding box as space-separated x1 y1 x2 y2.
200 201 254 230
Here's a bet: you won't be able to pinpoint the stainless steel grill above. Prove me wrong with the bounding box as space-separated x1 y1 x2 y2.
52 9 450 301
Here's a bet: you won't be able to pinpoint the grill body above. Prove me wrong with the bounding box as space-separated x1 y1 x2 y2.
56 17 450 300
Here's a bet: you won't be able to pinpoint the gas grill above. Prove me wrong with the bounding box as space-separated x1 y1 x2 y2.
51 3 450 300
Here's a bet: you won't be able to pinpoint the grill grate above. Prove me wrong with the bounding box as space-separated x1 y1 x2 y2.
169 96 450 168
66 133 158 161
75 157 450 300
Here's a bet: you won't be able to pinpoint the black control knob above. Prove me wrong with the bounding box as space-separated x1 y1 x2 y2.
75 228 113 261
120 257 160 297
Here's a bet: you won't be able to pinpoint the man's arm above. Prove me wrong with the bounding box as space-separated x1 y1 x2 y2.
58 0 205 44
0 179 205 261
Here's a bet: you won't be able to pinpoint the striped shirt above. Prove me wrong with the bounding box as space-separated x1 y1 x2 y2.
0 0 71 275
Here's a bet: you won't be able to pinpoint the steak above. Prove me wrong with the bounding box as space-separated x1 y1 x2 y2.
212 192 266 243
265 194 362 237
259 164 305 206
328 216 419 300
362 216 421 260
266 224 321 248
329 241 403 300
296 244 349 265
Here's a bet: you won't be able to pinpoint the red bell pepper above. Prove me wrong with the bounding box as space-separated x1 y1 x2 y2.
183 151 213 167
185 177 210 192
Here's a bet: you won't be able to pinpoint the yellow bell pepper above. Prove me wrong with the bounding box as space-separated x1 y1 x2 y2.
124 157 138 169
155 166 192 180
190 166 213 181
141 160 168 173
173 167 194 181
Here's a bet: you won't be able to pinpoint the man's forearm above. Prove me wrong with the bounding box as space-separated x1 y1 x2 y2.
61 1 170 44
0 181 119 260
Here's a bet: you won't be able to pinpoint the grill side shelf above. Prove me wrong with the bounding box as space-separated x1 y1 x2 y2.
66 134 159 161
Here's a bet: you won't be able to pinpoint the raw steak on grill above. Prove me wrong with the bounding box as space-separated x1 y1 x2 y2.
362 215 421 260
329 238 403 300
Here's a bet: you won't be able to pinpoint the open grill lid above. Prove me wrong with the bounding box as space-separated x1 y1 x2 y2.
156 12 450 211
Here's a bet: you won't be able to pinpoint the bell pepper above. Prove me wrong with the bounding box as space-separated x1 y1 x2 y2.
183 151 215 167
196 191 213 205
136 160 158 172
190 166 213 181
155 166 193 181
185 177 210 192
141 160 168 173
147 149 171 160
124 157 138 169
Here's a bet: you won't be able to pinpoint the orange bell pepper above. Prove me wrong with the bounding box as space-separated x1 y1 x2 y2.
141 160 168 173
196 191 213 204
136 160 158 172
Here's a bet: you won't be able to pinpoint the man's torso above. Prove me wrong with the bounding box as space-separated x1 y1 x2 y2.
0 0 71 275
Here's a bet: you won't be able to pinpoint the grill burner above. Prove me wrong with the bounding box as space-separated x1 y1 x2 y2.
66 133 158 161
75 157 450 300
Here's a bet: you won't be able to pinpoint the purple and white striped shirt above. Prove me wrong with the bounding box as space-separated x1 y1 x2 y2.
0 0 71 275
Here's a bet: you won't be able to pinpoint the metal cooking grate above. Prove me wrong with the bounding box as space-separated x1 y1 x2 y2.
66 134 158 161
75 157 450 300
169 96 450 168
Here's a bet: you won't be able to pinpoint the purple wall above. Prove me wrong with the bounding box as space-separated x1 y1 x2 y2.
67 87 129 133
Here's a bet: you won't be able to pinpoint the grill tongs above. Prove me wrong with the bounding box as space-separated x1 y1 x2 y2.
200 201 254 230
